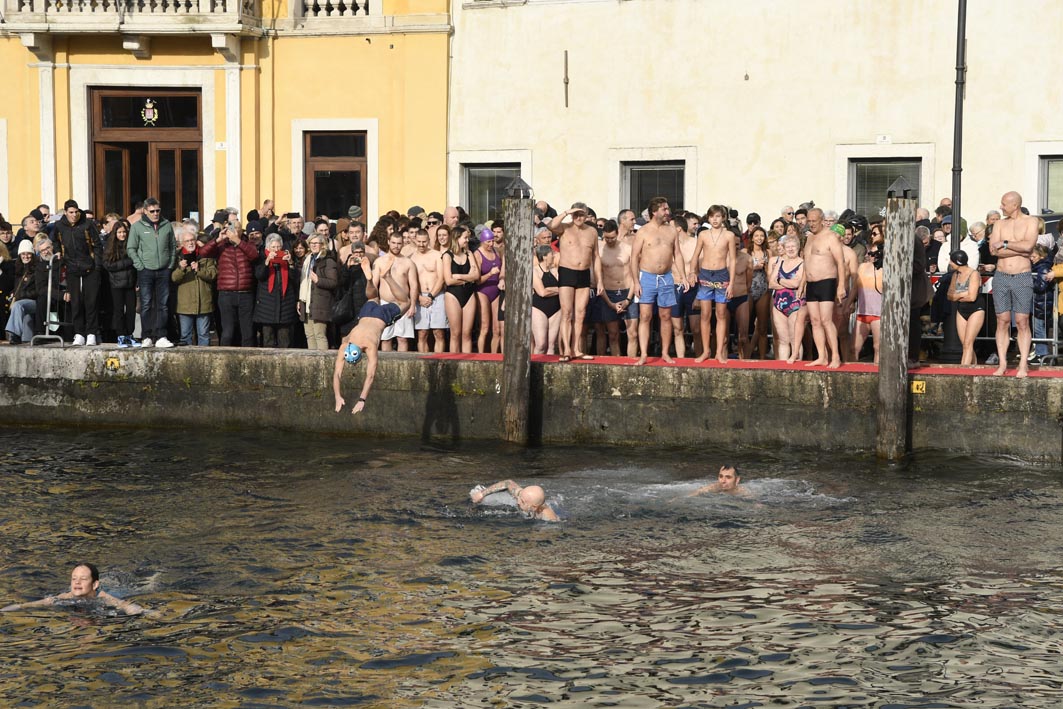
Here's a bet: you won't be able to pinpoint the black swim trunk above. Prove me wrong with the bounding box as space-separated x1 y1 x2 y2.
726 294 749 314
558 266 591 289
359 301 402 326
956 294 986 319
805 278 838 303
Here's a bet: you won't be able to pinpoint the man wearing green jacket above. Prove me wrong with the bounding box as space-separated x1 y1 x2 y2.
127 197 177 348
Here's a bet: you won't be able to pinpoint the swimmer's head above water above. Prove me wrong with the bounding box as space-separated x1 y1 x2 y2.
515 485 547 515
717 465 740 491
70 563 101 599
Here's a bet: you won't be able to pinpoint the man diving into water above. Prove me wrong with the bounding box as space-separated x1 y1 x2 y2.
333 254 413 415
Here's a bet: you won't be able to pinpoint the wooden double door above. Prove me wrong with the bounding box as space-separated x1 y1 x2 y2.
91 88 202 223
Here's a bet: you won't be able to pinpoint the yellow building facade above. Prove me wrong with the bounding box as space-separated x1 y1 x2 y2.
0 0 450 224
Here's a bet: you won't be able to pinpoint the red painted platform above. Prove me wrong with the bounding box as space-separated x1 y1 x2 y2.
423 352 1063 378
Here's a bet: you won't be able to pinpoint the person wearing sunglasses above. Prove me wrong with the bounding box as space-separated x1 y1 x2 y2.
127 196 177 348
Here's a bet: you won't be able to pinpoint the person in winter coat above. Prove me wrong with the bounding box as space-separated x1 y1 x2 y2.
253 234 300 348
102 220 139 347
198 222 260 346
126 197 177 348
4 240 38 343
298 234 339 350
54 199 102 346
171 227 218 346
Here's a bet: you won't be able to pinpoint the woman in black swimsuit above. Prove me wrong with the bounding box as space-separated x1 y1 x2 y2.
946 249 985 366
532 245 561 354
442 225 481 353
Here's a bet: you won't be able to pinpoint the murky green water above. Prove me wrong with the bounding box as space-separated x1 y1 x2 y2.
0 430 1061 707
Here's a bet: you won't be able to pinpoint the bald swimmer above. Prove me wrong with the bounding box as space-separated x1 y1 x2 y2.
470 479 561 522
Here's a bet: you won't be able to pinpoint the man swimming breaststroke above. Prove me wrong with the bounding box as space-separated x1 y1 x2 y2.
1 563 151 616
687 465 749 497
333 255 413 414
470 479 561 522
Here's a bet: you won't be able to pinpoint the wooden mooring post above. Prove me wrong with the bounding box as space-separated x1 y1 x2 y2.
876 177 917 461
500 178 534 444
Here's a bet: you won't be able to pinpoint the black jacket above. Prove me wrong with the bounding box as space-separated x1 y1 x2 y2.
253 258 301 325
102 239 137 290
55 214 101 277
11 257 38 301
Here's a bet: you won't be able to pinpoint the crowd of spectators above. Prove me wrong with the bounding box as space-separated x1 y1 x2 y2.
0 193 1058 369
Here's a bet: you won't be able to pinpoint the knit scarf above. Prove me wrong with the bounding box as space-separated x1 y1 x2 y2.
267 252 289 295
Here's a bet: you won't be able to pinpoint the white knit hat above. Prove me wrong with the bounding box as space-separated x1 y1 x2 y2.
17 240 33 255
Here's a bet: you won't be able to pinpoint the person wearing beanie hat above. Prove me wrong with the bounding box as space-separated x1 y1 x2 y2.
4 238 40 344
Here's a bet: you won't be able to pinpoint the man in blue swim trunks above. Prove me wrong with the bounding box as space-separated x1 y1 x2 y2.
630 196 689 365
688 205 737 364
333 260 412 414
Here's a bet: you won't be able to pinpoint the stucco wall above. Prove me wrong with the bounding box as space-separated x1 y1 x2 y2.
0 347 1058 461
449 0 1063 220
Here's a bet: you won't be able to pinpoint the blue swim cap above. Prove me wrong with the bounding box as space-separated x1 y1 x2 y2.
344 343 363 364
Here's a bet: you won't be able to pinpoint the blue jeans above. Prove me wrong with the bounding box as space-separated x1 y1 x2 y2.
137 268 172 340
179 314 211 346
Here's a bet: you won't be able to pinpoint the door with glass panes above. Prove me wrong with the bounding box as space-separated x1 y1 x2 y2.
91 88 202 223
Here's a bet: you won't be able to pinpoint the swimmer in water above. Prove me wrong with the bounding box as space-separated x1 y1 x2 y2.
470 479 561 522
1 563 151 616
687 465 749 497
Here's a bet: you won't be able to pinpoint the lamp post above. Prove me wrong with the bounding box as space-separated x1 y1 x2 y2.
940 0 968 364
500 176 534 445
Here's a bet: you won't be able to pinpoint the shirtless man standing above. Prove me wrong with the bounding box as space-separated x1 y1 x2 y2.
688 205 736 364
630 197 686 365
617 209 637 248
671 217 700 358
411 229 447 353
597 221 638 358
801 208 847 368
989 191 1038 377
830 223 859 361
333 261 412 414
550 201 603 361
373 232 419 352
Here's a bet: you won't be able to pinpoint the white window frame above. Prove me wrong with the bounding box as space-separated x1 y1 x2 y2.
834 143 934 213
620 160 687 215
607 146 697 219
1025 142 1063 215
448 149 532 209
292 118 379 222
461 162 522 225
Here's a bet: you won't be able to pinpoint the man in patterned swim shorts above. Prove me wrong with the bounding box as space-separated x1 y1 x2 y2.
989 191 1038 378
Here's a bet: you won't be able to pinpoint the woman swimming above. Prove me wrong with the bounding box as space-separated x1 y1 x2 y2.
1 563 151 616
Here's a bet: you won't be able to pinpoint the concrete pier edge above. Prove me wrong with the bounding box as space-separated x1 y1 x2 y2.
0 346 1059 461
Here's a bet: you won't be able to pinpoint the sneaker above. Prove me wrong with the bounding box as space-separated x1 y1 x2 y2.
86 334 97 346
72 334 86 347
1028 353 1043 365
986 353 999 365
130 338 143 348
117 336 131 349
141 338 153 348
155 337 174 349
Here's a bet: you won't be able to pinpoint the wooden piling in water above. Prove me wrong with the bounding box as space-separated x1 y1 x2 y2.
876 196 916 461
501 196 533 444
